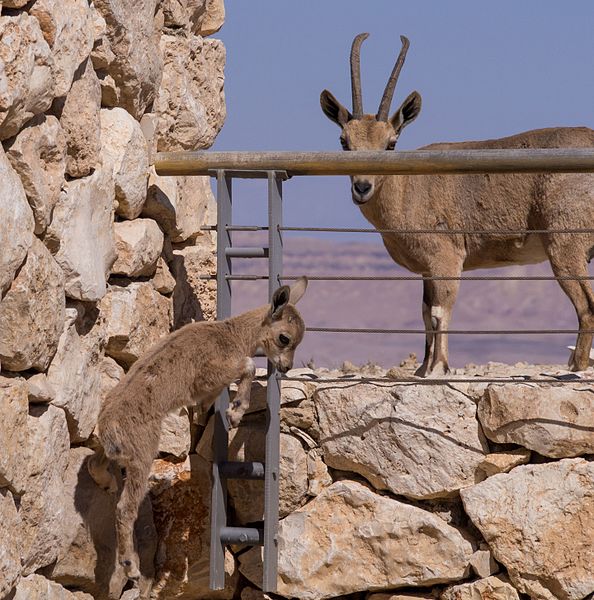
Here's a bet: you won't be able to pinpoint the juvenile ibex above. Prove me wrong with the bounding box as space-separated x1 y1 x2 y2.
321 33 594 376
88 278 308 584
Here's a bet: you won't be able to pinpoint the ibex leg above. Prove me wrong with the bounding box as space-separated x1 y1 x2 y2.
547 245 594 371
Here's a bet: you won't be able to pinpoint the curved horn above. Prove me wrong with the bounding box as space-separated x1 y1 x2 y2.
350 32 369 118
377 35 410 121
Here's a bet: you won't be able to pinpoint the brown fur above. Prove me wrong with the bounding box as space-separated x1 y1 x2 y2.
88 278 307 586
321 40 594 376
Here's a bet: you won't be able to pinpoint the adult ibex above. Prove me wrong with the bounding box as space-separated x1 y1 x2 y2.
320 33 594 376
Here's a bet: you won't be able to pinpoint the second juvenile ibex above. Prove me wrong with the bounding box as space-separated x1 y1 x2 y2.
88 278 308 587
321 33 594 376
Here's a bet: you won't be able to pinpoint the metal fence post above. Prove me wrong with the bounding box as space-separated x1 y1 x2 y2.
262 171 284 592
210 170 232 590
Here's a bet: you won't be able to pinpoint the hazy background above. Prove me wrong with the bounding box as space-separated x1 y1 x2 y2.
209 1 594 369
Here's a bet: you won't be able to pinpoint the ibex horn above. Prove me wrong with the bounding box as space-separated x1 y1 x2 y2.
377 35 410 121
350 32 369 118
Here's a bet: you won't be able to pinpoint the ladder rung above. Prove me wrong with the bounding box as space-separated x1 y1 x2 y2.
225 246 269 258
220 526 264 545
219 461 265 480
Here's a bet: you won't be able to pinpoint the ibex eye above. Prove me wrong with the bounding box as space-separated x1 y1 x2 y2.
340 138 349 151
278 334 291 347
386 140 396 151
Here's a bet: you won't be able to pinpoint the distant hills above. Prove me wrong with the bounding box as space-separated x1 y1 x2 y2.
231 234 582 369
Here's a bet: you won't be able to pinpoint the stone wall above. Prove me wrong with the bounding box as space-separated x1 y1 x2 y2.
0 0 223 598
152 360 594 600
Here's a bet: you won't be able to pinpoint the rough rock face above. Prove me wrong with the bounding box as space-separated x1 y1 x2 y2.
0 489 22 598
478 383 594 458
150 455 238 599
461 459 594 600
240 481 474 600
154 33 225 151
161 0 207 30
93 0 163 119
441 576 520 600
316 383 488 499
100 107 149 219
46 167 116 301
13 574 94 600
144 170 216 242
58 57 102 177
49 447 156 600
29 0 95 97
0 377 29 494
21 404 71 574
0 238 65 372
159 407 191 458
47 310 117 443
113 218 164 277
5 114 66 234
196 0 225 35
171 243 217 325
0 145 34 295
100 282 172 368
0 14 55 140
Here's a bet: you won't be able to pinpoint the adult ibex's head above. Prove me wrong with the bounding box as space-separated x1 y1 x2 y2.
320 33 422 204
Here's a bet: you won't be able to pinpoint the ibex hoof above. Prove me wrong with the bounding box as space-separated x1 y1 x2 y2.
225 407 243 429
121 558 141 581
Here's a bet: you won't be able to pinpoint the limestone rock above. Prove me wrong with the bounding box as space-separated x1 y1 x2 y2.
154 33 225 151
14 574 95 600
367 594 433 600
469 547 499 578
113 219 163 277
0 377 28 494
2 0 28 6
93 0 163 119
171 243 217 326
0 145 34 295
49 448 156 600
47 314 117 443
0 489 22 598
0 238 65 372
461 459 594 600
152 257 176 294
306 449 332 497
89 5 115 71
479 383 594 458
100 282 172 368
0 14 54 140
159 407 191 459
100 107 150 219
150 454 238 599
161 0 207 30
46 167 116 301
139 111 158 163
144 169 216 242
26 373 56 404
477 448 531 478
195 0 225 35
316 383 488 499
29 0 95 97
21 404 71 574
58 57 101 177
440 576 520 600
5 114 66 234
240 588 273 600
239 481 473 599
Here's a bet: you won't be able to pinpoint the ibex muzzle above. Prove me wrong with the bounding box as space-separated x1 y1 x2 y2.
321 33 594 376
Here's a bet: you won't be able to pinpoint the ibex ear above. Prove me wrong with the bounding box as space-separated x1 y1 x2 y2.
270 286 291 319
289 276 308 305
320 90 352 127
390 91 422 134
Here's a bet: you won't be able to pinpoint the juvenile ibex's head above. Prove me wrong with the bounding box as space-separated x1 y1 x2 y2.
320 33 422 204
260 277 308 373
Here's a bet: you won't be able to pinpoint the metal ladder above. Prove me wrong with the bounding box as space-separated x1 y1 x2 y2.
209 169 286 593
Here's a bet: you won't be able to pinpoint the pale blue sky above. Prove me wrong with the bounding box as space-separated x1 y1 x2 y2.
213 1 594 235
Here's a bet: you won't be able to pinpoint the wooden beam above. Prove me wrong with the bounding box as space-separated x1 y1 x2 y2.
154 148 594 177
